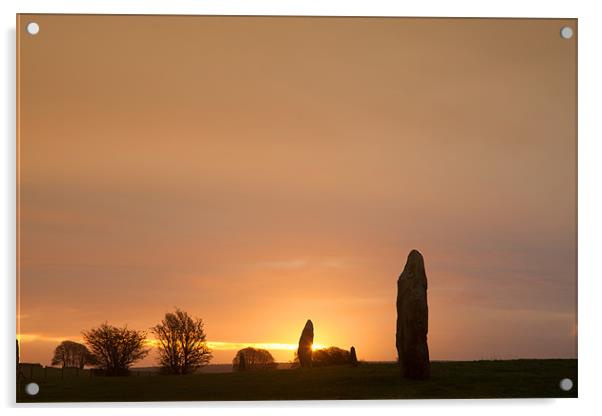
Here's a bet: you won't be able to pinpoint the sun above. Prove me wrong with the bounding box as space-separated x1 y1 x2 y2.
310 343 326 351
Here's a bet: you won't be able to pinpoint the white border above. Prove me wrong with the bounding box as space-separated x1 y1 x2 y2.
2 1 601 415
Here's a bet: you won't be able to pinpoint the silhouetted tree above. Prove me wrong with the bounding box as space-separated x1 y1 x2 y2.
82 323 149 376
239 351 246 371
51 340 96 369
296 346 351 367
232 347 276 371
152 308 212 374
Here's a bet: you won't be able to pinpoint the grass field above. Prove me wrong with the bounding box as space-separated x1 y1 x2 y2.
16 359 577 402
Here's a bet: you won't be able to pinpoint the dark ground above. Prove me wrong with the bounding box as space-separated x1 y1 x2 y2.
17 359 577 402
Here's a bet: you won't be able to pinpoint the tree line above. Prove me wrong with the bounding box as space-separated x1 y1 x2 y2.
51 308 212 376
48 308 358 376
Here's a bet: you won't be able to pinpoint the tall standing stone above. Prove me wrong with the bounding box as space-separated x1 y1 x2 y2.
396 249 430 379
297 319 314 368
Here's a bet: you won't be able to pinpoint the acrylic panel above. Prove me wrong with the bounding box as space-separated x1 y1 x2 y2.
16 14 577 402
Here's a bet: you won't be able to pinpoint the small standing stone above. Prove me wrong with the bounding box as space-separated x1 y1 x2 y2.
350 346 358 367
396 249 430 379
297 319 314 368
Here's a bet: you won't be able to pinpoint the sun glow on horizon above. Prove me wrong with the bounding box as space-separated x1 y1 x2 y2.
18 333 329 353
149 340 329 352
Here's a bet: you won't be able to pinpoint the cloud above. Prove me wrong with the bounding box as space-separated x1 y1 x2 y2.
254 258 348 270
256 259 308 269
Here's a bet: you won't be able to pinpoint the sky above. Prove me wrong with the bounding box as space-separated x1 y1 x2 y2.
17 15 576 366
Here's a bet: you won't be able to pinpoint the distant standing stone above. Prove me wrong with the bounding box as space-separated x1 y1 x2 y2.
297 319 314 368
396 249 430 379
350 346 358 367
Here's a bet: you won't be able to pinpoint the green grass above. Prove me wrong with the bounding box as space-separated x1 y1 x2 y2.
17 359 577 402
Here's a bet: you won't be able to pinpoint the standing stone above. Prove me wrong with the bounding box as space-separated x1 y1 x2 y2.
297 319 314 368
350 346 358 367
396 249 430 379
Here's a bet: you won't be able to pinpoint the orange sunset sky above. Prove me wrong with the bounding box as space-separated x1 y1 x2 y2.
17 15 576 366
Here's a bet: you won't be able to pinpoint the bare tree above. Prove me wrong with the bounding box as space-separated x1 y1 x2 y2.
51 340 96 369
82 323 149 376
233 347 276 371
152 308 212 374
